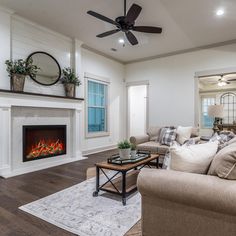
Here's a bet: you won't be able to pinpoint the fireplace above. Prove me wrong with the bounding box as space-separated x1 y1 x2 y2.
23 125 67 162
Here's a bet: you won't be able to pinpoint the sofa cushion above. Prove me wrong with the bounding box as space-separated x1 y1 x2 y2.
160 128 177 146
170 141 218 174
147 126 161 141
208 142 236 179
228 136 236 145
137 141 169 154
176 126 192 144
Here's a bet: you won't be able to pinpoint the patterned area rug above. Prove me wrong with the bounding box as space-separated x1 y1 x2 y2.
19 171 141 236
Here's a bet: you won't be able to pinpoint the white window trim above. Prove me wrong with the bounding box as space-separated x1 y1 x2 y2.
84 73 110 139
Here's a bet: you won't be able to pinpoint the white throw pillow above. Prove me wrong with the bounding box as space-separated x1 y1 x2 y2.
170 141 218 174
176 126 192 144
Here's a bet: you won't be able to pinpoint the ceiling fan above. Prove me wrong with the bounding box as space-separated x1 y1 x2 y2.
218 75 230 87
199 74 236 87
87 0 162 46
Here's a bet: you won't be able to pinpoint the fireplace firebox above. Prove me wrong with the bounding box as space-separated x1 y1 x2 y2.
23 125 67 162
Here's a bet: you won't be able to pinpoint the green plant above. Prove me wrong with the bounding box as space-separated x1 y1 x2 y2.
131 143 136 151
60 67 81 86
5 58 40 78
118 140 131 149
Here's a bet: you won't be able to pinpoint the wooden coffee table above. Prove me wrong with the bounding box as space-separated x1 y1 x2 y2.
93 154 159 205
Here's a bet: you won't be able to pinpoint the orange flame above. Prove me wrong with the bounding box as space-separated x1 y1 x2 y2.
27 139 64 159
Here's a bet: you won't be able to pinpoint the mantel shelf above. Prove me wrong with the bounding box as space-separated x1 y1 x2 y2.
0 89 84 101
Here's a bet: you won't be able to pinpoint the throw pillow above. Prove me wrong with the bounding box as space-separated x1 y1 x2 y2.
176 126 192 144
208 142 236 179
161 128 177 146
191 127 199 138
170 141 218 174
210 132 236 151
159 127 169 142
147 126 161 141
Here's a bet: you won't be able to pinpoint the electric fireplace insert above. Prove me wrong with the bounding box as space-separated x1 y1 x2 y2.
23 125 67 162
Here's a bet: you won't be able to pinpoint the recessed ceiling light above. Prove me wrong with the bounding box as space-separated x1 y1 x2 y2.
216 9 224 16
118 38 125 44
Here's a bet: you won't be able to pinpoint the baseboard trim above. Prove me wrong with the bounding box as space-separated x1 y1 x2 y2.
82 144 117 156
1 156 87 178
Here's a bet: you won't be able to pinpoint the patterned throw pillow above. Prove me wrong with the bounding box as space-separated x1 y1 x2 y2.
160 128 177 146
210 131 235 151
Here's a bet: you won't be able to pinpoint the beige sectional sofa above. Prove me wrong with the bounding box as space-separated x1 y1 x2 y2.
138 169 236 236
137 137 236 236
130 126 199 155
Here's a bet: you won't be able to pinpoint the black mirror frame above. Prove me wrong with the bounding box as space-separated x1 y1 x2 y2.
26 51 61 86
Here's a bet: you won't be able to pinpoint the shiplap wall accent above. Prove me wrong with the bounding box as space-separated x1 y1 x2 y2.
11 16 73 96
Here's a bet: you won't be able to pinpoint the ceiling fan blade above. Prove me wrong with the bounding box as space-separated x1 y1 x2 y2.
227 79 236 81
125 31 138 45
97 29 120 38
133 26 162 34
87 11 119 26
125 4 142 23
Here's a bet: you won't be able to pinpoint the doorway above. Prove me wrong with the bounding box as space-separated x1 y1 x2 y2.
127 83 148 138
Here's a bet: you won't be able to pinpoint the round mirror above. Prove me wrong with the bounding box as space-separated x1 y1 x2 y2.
27 51 61 86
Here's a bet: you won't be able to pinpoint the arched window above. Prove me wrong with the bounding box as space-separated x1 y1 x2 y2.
220 92 236 124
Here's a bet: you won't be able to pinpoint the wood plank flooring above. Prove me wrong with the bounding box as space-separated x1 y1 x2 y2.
0 149 141 236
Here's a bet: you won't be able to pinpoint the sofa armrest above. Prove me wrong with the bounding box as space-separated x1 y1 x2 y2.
138 169 236 216
130 135 150 145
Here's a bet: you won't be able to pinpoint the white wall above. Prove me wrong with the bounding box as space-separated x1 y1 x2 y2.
125 44 236 130
0 9 125 153
81 49 125 152
0 9 11 89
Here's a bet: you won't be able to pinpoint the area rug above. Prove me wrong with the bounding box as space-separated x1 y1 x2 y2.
19 173 141 236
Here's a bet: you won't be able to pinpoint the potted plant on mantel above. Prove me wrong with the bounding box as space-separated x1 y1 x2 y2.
60 67 81 98
118 140 131 159
5 58 39 92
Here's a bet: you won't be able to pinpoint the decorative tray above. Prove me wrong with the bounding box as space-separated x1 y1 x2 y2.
107 151 151 165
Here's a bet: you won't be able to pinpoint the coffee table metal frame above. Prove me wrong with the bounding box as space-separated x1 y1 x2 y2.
93 155 159 206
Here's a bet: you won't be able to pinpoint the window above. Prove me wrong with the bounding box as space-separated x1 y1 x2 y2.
201 97 215 128
220 93 236 124
87 79 108 136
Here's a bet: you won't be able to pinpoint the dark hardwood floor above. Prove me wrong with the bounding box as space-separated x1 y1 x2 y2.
0 150 118 236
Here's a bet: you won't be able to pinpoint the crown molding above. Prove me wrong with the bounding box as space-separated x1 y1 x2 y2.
0 5 15 14
125 39 236 64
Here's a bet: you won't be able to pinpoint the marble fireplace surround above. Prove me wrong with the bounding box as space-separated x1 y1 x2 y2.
0 91 84 178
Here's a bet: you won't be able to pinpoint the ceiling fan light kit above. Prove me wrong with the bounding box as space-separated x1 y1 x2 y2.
87 0 162 46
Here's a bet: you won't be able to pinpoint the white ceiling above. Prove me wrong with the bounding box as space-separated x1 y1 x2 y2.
1 0 236 63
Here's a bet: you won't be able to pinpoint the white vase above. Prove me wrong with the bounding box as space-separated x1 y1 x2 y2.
119 148 131 159
130 150 137 159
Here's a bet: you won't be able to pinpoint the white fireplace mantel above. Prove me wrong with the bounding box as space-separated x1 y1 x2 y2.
0 90 84 178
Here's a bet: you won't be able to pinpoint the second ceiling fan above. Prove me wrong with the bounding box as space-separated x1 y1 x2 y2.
87 0 163 46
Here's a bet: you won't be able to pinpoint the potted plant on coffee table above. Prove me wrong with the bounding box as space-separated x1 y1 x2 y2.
5 58 39 92
60 67 81 98
118 140 131 159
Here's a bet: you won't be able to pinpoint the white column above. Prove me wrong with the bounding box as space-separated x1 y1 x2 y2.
72 108 84 159
72 39 84 98
0 106 11 176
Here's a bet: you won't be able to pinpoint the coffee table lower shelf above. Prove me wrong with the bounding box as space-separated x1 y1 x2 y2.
101 170 139 194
